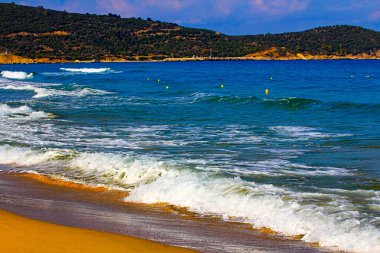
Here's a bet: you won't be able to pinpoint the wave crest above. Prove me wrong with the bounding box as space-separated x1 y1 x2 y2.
60 68 111 73
191 94 380 111
1 71 34 79
0 80 112 98
0 145 64 166
127 171 379 253
0 103 48 120
194 94 320 108
0 145 378 253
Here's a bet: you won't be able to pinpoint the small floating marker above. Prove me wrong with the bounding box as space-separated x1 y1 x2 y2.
147 77 150 80
265 89 269 95
157 79 160 82
166 86 169 90
220 84 224 88
47 113 57 119
350 75 354 78
269 76 273 80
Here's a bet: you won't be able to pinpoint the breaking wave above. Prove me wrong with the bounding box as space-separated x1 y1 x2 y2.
0 145 64 166
1 71 34 79
0 78 112 98
0 144 378 253
0 103 48 120
60 68 111 73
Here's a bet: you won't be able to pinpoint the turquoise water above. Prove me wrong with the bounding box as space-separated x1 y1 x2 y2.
0 61 379 252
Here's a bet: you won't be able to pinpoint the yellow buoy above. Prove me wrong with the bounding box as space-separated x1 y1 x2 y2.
220 84 224 88
166 86 169 90
265 89 269 95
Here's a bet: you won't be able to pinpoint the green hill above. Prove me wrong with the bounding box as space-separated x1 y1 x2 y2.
0 3 379 61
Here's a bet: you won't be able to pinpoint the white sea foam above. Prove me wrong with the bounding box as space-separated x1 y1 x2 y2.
270 126 352 139
0 84 51 98
0 71 34 79
60 68 111 73
0 104 48 120
0 145 64 166
0 145 378 253
0 118 134 151
0 146 169 187
0 83 112 98
316 187 380 205
126 170 379 253
68 152 173 187
73 87 113 96
228 159 353 177
0 78 63 98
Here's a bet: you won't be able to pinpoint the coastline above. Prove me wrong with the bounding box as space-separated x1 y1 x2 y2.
0 171 326 253
0 209 195 253
0 53 379 65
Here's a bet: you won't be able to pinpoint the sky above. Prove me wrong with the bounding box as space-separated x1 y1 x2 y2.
2 0 380 35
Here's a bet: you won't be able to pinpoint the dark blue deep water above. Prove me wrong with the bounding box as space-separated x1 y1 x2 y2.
0 60 379 252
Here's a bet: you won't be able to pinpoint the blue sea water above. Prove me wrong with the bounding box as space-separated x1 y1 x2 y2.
0 60 379 252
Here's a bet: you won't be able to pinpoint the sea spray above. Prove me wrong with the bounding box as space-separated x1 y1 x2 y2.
0 82 112 98
0 145 64 166
0 144 378 253
1 71 34 79
60 68 111 73
0 104 48 120
126 169 379 253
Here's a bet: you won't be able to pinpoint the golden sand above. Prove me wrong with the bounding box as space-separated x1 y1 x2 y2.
0 209 196 253
19 173 109 192
1 50 380 64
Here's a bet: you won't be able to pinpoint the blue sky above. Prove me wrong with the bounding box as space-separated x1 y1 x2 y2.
2 0 380 35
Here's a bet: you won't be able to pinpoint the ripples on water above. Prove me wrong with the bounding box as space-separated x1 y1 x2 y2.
0 61 379 252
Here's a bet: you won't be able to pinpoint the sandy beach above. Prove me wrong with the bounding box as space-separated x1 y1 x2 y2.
1 53 380 64
0 171 325 253
0 208 195 253
0 2 379 253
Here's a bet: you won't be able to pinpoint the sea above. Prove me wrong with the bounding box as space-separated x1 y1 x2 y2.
0 60 379 253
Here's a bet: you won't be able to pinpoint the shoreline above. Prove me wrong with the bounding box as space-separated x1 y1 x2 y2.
0 171 326 253
0 54 379 65
0 209 195 253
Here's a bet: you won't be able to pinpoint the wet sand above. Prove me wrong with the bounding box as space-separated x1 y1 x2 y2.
0 170 328 253
0 209 195 253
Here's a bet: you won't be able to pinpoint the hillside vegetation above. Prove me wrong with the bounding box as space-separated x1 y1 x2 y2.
0 3 379 61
